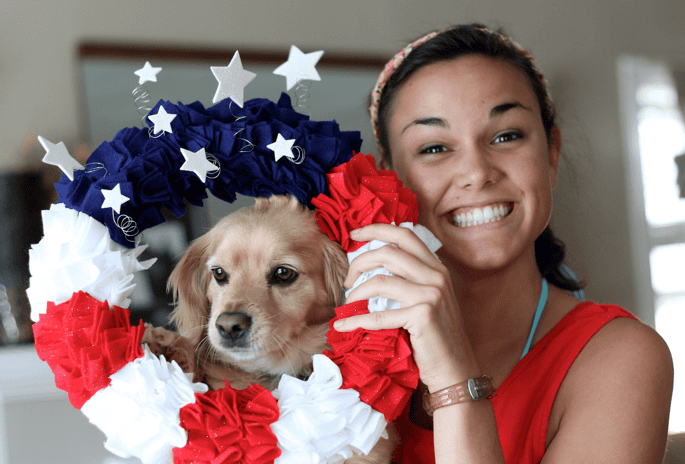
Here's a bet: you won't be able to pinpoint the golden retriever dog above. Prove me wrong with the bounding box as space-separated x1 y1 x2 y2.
144 195 395 463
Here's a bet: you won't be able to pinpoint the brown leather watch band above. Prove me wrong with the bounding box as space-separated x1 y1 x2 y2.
423 375 496 416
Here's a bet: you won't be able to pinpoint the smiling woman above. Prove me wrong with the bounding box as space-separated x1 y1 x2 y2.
331 24 675 463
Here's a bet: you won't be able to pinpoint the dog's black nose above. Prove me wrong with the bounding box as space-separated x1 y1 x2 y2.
215 312 252 347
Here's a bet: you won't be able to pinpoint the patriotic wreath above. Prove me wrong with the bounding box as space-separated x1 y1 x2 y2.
27 55 441 464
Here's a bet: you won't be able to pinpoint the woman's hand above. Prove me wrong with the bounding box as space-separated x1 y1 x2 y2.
333 223 481 392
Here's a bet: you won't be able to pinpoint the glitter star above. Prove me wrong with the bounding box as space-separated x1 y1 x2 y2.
267 133 296 162
134 62 162 85
179 147 217 183
148 106 177 134
210 51 256 107
37 136 84 181
101 184 130 214
273 45 324 90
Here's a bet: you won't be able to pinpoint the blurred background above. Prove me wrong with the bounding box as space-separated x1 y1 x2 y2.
0 0 683 462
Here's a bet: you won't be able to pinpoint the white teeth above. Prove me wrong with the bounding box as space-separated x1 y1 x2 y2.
483 206 494 222
453 203 512 228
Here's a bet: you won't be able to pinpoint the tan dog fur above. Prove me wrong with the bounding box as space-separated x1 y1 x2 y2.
150 195 395 462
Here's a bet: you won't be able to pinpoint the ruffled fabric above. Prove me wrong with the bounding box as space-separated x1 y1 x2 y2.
312 153 419 252
55 94 361 247
271 354 387 464
81 345 208 464
345 223 442 312
323 301 419 422
173 382 281 464
32 291 145 409
26 203 156 321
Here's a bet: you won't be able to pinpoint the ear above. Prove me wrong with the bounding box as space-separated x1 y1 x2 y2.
168 231 214 344
321 236 349 307
548 126 562 189
378 156 391 171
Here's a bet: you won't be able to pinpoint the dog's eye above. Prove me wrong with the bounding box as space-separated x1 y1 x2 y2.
270 266 298 285
212 267 228 284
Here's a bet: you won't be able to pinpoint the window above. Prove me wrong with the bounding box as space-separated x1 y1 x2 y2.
618 55 685 433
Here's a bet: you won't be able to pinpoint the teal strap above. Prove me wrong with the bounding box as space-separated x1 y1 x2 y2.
520 279 548 360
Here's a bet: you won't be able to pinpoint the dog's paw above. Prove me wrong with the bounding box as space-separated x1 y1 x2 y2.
141 324 197 374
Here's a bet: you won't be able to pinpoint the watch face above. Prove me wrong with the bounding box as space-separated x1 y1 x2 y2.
468 375 496 400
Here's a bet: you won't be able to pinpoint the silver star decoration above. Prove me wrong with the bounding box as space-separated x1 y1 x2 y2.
267 133 296 162
134 61 162 85
37 136 84 181
273 45 324 90
101 184 130 214
148 106 177 134
179 147 217 183
210 51 256 107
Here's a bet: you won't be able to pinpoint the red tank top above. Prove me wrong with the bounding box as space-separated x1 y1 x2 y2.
391 302 636 464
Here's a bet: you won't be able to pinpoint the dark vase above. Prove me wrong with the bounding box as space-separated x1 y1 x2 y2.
0 171 50 344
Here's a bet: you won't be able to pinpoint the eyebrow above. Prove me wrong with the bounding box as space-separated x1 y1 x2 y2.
489 101 532 117
400 101 533 135
401 116 449 134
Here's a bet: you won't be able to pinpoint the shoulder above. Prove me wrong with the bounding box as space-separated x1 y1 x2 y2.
544 308 674 462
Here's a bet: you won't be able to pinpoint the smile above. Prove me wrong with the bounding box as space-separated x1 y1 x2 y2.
452 202 513 228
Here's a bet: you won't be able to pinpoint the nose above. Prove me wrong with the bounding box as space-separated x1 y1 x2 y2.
215 312 252 347
455 144 498 190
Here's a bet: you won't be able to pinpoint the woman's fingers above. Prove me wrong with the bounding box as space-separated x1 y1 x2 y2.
345 271 443 309
350 224 440 267
333 304 413 332
344 242 445 289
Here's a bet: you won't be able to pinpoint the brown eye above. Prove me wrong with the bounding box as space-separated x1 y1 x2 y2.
270 266 298 285
212 267 228 284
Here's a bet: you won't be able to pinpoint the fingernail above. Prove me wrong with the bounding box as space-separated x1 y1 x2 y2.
333 320 343 330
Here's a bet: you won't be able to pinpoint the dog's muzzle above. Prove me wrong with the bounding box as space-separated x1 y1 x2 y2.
215 312 252 347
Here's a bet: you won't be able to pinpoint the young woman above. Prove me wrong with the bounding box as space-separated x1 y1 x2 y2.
333 25 674 463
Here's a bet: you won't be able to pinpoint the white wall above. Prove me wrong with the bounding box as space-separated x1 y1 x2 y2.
2 0 684 320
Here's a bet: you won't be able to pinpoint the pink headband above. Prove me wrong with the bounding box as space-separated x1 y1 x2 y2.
369 26 551 153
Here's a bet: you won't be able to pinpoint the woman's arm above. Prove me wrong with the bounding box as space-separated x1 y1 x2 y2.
336 224 506 463
541 317 673 463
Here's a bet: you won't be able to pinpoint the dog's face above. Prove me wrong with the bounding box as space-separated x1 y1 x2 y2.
168 195 348 378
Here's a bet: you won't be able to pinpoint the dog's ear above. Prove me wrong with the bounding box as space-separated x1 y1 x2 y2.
321 237 349 307
168 231 213 343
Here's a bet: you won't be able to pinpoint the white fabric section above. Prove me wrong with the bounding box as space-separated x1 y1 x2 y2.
345 223 441 312
26 203 156 321
271 355 388 464
81 345 208 464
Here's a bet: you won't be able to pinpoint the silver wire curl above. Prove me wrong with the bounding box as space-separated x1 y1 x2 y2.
206 153 222 179
84 162 108 178
289 146 305 165
132 84 153 129
293 78 312 115
112 209 139 242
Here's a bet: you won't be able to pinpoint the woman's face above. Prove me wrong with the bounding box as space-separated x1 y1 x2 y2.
384 54 561 273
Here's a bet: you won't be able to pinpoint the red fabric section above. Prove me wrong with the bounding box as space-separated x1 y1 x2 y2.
174 382 280 464
324 300 420 421
391 302 637 464
312 153 419 253
32 291 145 409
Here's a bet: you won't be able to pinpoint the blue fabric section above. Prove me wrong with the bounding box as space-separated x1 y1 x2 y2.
55 93 362 247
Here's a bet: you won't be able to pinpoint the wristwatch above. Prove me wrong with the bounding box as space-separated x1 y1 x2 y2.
423 375 496 416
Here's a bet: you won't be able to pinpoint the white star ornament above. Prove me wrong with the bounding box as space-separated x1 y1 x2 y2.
273 45 324 91
210 51 256 107
179 147 217 183
148 106 177 134
267 133 296 162
101 184 130 214
134 62 162 85
37 136 84 181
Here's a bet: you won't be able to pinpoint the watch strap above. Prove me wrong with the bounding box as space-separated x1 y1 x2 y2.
423 375 496 416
